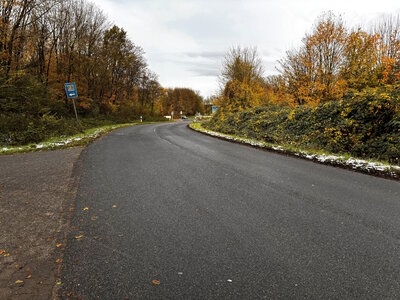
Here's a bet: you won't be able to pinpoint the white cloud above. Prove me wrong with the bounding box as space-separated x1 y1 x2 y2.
92 0 400 97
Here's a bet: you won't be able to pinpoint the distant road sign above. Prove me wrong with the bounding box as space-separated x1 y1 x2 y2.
212 105 218 114
65 82 78 99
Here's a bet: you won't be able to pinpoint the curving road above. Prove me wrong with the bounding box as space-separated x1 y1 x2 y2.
61 121 400 299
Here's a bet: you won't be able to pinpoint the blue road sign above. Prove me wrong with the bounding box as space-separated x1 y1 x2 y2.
65 82 78 99
212 105 218 114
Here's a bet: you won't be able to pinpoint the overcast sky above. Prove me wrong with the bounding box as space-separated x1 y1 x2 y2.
92 0 400 97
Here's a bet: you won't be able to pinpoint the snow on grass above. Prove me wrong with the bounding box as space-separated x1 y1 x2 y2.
0 124 131 155
190 122 400 179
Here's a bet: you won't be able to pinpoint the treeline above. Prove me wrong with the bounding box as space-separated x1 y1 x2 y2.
209 12 400 163
215 12 400 111
0 0 203 145
272 12 400 106
160 88 204 116
1 0 156 116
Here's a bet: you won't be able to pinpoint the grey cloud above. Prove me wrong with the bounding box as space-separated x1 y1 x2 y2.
187 65 220 77
184 51 225 60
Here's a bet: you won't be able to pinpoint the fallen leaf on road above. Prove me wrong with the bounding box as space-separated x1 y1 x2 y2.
15 280 24 285
91 216 98 221
56 243 63 248
4 253 10 257
56 281 62 285
83 207 89 211
152 279 160 285
75 235 83 240
112 205 117 208
26 275 32 279
56 259 63 263
0 250 5 255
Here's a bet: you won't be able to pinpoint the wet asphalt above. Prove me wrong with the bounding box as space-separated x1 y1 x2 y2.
61 121 400 299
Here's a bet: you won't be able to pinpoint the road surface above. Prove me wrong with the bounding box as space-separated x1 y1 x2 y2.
61 121 400 299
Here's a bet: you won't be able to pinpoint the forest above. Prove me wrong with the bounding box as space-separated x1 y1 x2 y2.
208 12 400 163
0 0 204 146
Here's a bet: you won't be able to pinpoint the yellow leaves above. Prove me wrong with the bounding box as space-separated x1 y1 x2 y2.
15 280 24 285
25 267 32 279
56 281 62 285
75 235 84 240
56 243 63 248
112 204 117 208
56 258 63 263
287 110 296 121
222 79 266 112
152 279 160 285
0 250 5 255
83 207 89 211
4 253 10 257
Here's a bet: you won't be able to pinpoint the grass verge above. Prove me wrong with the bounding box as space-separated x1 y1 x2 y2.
189 122 400 180
0 122 155 155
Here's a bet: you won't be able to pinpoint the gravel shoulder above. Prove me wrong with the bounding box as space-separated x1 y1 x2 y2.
0 147 83 299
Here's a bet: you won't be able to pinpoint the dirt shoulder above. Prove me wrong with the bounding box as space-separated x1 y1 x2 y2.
0 147 83 299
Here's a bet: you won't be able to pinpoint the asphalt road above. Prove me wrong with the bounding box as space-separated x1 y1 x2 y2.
61 121 400 299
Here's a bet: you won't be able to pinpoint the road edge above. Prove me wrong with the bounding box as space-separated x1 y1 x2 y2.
188 123 400 181
51 147 85 299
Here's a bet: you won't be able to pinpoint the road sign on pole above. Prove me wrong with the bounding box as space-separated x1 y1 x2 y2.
65 82 78 99
64 82 80 125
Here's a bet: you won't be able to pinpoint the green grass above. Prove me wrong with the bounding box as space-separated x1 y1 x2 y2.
0 121 157 155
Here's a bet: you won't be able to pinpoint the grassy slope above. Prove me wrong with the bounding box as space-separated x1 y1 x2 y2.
0 121 158 155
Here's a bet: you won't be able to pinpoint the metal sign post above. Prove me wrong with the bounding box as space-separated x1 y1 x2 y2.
64 82 80 125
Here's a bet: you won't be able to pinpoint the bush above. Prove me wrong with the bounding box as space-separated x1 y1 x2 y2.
207 85 400 164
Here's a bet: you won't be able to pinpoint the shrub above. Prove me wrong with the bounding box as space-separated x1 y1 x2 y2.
207 85 400 163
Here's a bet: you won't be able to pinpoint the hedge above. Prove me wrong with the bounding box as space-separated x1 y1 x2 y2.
207 86 400 164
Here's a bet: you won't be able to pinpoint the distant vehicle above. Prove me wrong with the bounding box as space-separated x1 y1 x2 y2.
180 115 188 119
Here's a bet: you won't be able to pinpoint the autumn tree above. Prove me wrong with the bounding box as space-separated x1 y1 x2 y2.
279 12 347 105
159 88 204 116
220 46 266 112
341 29 379 90
374 15 400 84
1 0 162 123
